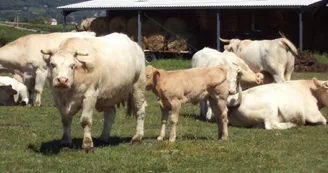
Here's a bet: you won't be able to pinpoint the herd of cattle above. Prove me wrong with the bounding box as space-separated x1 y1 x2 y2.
0 31 327 153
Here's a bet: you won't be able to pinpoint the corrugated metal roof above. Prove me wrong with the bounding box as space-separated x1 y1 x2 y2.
58 0 324 10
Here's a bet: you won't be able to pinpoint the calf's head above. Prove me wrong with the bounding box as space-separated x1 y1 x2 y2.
145 65 157 90
41 49 91 91
226 65 242 95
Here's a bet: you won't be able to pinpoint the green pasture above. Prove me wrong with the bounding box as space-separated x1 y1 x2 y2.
1 59 328 173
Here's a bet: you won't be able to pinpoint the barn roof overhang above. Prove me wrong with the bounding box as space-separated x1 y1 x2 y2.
58 0 328 12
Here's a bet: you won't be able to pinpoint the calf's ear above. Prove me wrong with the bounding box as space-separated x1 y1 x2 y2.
313 78 324 88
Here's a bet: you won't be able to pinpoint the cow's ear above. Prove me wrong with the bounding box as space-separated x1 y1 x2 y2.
41 49 53 64
6 85 17 95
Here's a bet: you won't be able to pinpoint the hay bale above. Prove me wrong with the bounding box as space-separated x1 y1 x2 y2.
145 34 165 51
90 17 110 36
143 16 163 36
79 18 95 31
166 32 196 51
126 17 138 39
109 16 127 33
163 17 187 35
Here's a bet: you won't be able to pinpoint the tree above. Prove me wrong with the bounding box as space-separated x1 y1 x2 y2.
30 16 47 24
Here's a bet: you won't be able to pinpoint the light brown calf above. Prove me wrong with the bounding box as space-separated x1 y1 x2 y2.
146 65 230 142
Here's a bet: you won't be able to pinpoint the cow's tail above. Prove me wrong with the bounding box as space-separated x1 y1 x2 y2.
278 32 299 57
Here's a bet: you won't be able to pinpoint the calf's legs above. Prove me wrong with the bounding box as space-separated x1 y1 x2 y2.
157 107 169 141
209 98 228 140
169 102 181 142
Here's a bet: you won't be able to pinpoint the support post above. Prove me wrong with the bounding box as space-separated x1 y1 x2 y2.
299 10 303 50
62 10 67 32
137 10 142 46
216 10 221 51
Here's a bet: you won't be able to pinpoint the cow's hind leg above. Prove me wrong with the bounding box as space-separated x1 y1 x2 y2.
99 107 116 143
130 82 147 144
209 98 228 140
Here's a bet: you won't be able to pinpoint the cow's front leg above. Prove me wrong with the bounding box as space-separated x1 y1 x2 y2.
80 95 97 153
157 107 169 141
169 102 181 142
99 107 116 143
60 114 73 147
33 67 48 106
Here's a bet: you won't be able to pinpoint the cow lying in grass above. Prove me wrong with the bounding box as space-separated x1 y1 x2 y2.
227 78 328 129
146 65 229 141
0 83 17 106
192 47 264 121
0 76 29 105
41 33 147 153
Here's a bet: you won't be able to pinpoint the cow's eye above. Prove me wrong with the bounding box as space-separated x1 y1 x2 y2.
69 64 75 69
50 63 56 68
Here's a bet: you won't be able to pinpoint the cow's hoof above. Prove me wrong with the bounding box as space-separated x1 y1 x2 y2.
169 138 176 143
60 142 72 148
219 136 228 141
82 147 94 153
157 136 164 141
131 139 141 145
131 134 142 144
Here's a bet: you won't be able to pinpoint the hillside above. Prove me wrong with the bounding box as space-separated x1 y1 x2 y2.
0 0 94 22
0 0 85 9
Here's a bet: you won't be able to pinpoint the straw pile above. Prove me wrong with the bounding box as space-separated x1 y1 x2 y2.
144 34 165 51
79 18 95 31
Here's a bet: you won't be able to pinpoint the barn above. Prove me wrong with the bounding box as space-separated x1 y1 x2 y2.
58 0 328 55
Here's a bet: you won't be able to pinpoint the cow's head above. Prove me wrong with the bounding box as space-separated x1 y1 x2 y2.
313 78 328 108
145 65 157 90
219 38 241 53
41 49 92 91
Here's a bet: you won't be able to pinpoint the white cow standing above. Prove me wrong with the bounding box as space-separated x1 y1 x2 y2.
41 33 147 153
220 35 298 83
192 47 264 120
0 31 96 106
227 78 328 129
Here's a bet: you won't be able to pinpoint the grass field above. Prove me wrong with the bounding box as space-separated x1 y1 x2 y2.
1 59 328 173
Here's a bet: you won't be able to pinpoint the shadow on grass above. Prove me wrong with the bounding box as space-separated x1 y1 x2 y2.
27 136 132 155
181 113 216 123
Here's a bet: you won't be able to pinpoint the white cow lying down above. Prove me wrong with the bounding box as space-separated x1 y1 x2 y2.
41 33 147 153
0 83 17 106
0 76 29 105
228 78 328 129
